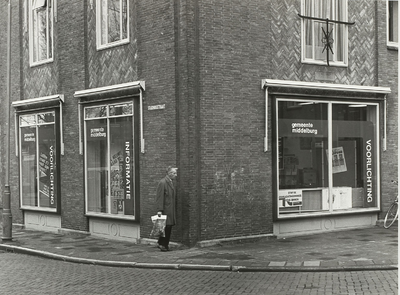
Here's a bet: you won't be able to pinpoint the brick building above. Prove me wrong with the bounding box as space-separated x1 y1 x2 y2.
0 0 397 246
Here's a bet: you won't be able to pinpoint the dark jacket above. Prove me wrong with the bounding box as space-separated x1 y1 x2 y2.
156 176 176 226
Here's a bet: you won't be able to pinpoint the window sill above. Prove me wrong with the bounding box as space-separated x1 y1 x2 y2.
301 60 348 68
96 39 130 51
386 44 398 51
277 207 380 220
30 58 54 68
85 212 137 221
21 206 58 213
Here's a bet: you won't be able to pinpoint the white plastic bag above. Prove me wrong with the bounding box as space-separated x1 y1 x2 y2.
150 214 167 238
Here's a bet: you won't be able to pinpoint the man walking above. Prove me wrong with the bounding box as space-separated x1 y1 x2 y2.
156 166 177 251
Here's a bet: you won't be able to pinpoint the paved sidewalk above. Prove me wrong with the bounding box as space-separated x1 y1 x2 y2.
0 224 397 272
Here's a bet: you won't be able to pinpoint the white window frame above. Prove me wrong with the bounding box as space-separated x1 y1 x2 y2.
387 0 399 49
275 98 381 219
18 111 59 212
84 102 136 220
96 0 130 50
29 0 54 66
301 0 349 66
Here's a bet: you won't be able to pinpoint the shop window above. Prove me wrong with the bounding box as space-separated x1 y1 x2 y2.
96 0 129 49
276 99 380 217
84 102 135 218
29 0 54 65
301 0 348 65
388 1 398 48
19 111 59 210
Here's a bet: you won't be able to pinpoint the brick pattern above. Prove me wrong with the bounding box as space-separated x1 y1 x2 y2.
197 0 272 240
269 0 377 86
86 1 138 88
21 1 59 99
0 1 24 224
136 0 179 241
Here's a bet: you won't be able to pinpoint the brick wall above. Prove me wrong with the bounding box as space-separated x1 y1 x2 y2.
196 0 272 241
57 0 87 231
376 1 398 216
4 1 23 224
137 0 180 241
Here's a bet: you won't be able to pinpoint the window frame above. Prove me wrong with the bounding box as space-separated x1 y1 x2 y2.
387 0 399 49
96 0 130 50
300 0 349 66
274 97 381 220
29 0 54 66
18 109 60 212
83 100 137 220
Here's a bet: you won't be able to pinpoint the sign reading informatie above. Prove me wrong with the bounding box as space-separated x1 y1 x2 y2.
148 104 165 110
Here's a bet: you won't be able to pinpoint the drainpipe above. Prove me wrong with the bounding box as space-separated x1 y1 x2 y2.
2 0 12 241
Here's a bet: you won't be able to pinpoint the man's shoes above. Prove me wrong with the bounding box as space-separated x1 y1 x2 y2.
158 244 168 252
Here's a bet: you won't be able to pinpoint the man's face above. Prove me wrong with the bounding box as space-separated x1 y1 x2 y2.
168 169 178 180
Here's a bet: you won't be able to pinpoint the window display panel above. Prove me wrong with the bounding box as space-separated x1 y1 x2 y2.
19 112 57 210
277 100 329 215
331 103 379 210
84 102 135 218
110 116 134 216
20 125 37 206
38 123 57 208
276 99 380 218
86 119 108 213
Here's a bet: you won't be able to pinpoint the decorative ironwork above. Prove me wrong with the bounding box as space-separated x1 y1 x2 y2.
298 14 355 66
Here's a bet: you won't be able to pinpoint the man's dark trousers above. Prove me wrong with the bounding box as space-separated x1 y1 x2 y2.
158 225 172 248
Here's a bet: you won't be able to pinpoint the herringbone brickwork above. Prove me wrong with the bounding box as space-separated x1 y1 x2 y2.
86 2 138 88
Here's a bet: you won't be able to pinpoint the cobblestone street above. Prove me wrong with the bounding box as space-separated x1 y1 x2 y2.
0 253 397 295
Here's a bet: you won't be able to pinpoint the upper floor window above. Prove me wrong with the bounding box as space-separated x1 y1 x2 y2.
29 0 54 66
96 0 129 50
301 0 348 66
387 1 398 48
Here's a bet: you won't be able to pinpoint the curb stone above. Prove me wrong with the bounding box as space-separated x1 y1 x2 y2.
0 244 397 272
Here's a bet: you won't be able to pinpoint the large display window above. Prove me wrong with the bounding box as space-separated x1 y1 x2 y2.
19 111 58 211
84 102 135 218
276 98 380 217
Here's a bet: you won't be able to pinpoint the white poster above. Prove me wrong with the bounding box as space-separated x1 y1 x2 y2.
279 189 303 207
327 146 347 174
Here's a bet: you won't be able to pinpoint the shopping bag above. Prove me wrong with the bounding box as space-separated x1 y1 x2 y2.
150 214 167 238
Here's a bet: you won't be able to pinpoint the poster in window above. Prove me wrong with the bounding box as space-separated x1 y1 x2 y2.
38 124 57 208
326 147 347 174
279 189 303 207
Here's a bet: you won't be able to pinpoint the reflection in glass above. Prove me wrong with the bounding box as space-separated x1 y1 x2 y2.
278 101 329 215
109 103 133 116
20 115 36 126
86 119 108 213
332 104 378 210
85 106 107 119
